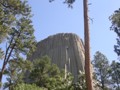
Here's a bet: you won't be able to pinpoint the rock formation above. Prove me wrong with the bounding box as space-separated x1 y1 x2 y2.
29 33 85 81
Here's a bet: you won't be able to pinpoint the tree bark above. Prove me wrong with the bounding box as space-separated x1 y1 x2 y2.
83 0 93 90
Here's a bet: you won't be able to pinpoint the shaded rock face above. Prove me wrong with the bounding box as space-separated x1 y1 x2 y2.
29 33 85 81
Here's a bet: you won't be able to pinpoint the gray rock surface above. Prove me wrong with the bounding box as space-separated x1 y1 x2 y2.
29 33 85 81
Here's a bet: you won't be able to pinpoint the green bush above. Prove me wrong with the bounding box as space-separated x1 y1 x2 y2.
13 83 46 90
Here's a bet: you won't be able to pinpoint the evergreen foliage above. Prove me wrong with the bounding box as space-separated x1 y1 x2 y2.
109 8 120 89
0 0 36 83
3 58 32 89
110 8 120 56
110 61 120 90
74 71 86 90
13 83 45 90
92 51 110 90
28 56 74 90
49 0 75 8
3 56 85 90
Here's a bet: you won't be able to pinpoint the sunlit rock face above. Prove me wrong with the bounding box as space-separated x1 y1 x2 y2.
29 33 85 81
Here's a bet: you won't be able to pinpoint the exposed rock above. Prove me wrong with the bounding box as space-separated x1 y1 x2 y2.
28 33 85 81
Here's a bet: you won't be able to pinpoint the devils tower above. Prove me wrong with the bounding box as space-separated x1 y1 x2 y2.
29 33 85 81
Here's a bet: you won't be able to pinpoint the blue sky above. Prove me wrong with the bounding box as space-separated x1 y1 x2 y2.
28 0 119 61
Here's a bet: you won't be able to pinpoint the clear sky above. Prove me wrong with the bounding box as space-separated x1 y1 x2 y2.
28 0 119 61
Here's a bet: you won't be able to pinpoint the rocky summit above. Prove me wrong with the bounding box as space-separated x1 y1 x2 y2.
28 33 85 81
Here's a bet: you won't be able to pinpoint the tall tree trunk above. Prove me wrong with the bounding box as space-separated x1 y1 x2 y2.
83 0 93 90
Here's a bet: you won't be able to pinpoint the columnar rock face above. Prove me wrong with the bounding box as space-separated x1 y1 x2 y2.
29 33 85 80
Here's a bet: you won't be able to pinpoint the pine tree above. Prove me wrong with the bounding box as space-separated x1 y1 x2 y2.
110 8 120 56
3 58 33 90
28 56 74 90
110 61 120 90
0 0 36 84
92 51 110 90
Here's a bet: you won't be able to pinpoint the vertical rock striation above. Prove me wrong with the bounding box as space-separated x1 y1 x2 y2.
29 33 85 81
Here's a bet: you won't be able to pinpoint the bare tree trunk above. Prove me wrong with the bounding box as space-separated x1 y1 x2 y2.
83 0 93 90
